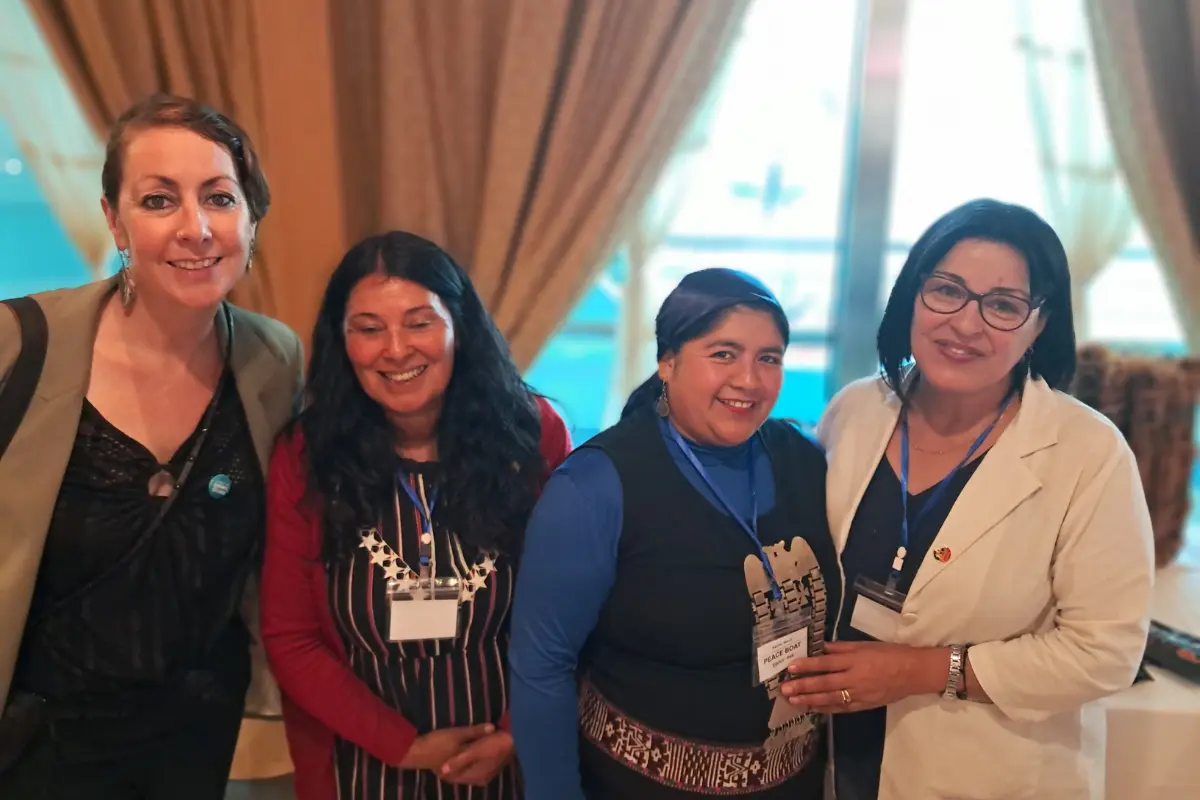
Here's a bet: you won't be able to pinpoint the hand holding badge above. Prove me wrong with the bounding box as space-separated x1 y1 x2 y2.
744 535 827 751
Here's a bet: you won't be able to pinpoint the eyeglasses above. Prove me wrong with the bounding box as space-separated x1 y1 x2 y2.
919 274 1041 332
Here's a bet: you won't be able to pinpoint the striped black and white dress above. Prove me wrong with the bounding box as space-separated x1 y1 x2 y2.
327 462 519 799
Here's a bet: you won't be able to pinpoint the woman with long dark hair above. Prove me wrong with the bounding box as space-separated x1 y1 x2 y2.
261 231 571 799
509 268 838 799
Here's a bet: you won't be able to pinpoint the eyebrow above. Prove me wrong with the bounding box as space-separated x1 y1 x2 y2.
140 175 236 191
346 305 435 321
932 270 1031 299
705 339 785 356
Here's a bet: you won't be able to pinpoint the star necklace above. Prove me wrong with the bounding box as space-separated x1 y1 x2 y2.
359 527 497 603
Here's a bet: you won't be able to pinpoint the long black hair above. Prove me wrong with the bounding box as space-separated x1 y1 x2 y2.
621 267 790 419
300 231 544 560
878 198 1076 401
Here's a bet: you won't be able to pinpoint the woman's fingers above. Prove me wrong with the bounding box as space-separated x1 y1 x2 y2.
785 653 851 677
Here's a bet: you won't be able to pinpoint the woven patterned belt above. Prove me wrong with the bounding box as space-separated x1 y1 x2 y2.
578 681 818 795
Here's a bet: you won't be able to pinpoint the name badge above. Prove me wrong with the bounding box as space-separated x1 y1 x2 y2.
753 608 812 688
388 580 462 642
754 612 815 752
850 576 905 643
756 625 809 682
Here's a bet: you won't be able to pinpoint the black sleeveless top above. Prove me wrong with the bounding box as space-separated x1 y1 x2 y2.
15 373 262 712
832 454 985 800
578 413 840 798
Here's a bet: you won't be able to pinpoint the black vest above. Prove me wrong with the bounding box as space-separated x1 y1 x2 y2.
578 412 840 798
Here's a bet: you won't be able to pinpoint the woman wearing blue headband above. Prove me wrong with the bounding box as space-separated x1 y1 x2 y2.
509 268 838 799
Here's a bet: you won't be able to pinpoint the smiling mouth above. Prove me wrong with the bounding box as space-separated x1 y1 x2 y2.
168 257 222 271
718 398 755 410
936 340 984 358
380 365 427 383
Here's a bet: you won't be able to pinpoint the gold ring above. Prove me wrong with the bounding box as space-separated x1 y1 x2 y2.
840 688 852 705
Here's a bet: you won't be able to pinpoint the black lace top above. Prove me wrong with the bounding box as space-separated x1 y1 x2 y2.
13 372 264 709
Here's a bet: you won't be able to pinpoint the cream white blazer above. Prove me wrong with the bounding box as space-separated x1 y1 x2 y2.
817 376 1155 800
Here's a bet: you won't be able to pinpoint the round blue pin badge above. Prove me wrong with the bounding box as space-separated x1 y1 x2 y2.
208 474 232 499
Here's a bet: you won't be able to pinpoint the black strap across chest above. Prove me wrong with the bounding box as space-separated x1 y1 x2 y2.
0 297 49 462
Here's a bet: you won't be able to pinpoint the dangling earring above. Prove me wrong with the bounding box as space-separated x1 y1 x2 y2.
117 248 135 309
246 239 256 273
655 383 670 418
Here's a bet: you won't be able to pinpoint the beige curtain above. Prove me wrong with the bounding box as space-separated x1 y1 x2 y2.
333 0 750 368
0 2 110 275
1085 0 1200 351
1017 0 1133 343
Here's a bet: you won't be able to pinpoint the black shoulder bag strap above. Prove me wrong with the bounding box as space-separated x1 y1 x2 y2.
0 297 49 462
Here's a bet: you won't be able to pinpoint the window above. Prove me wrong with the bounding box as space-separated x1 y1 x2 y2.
525 255 625 441
1086 222 1186 352
881 0 1192 496
884 0 1185 353
527 0 860 440
531 0 1195 503
0 117 98 299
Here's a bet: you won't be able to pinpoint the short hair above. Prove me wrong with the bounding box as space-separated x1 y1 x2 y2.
877 198 1076 399
101 93 270 223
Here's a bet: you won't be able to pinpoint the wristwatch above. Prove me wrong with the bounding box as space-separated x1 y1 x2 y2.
943 643 969 700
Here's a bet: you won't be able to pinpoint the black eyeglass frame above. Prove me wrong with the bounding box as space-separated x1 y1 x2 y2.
918 274 1045 332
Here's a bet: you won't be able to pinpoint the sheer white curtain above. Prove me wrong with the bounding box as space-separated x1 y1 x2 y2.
1017 0 1133 341
602 34 740 426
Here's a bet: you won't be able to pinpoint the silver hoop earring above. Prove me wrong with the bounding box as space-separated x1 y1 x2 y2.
117 249 135 309
655 383 670 418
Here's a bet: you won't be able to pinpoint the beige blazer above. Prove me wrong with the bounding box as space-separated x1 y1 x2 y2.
818 376 1155 800
0 278 304 717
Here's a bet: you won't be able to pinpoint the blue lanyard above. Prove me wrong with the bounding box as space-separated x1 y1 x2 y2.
398 476 438 568
663 420 780 600
398 478 438 530
893 395 1011 588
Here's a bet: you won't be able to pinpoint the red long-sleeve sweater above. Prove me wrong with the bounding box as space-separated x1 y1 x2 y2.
260 397 570 799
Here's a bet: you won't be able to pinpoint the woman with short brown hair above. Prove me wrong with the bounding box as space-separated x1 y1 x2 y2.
0 93 303 799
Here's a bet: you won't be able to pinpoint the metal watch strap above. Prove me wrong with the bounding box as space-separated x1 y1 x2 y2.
943 643 967 700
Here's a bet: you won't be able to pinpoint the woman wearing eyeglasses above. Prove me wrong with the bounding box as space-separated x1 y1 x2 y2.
782 199 1154 800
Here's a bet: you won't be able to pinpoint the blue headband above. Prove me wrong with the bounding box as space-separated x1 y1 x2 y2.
655 268 786 357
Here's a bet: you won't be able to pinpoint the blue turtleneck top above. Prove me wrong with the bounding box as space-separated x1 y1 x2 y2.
509 419 778 800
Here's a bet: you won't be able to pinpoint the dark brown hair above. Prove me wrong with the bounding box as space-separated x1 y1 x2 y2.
301 231 544 560
101 93 270 223
877 198 1076 401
